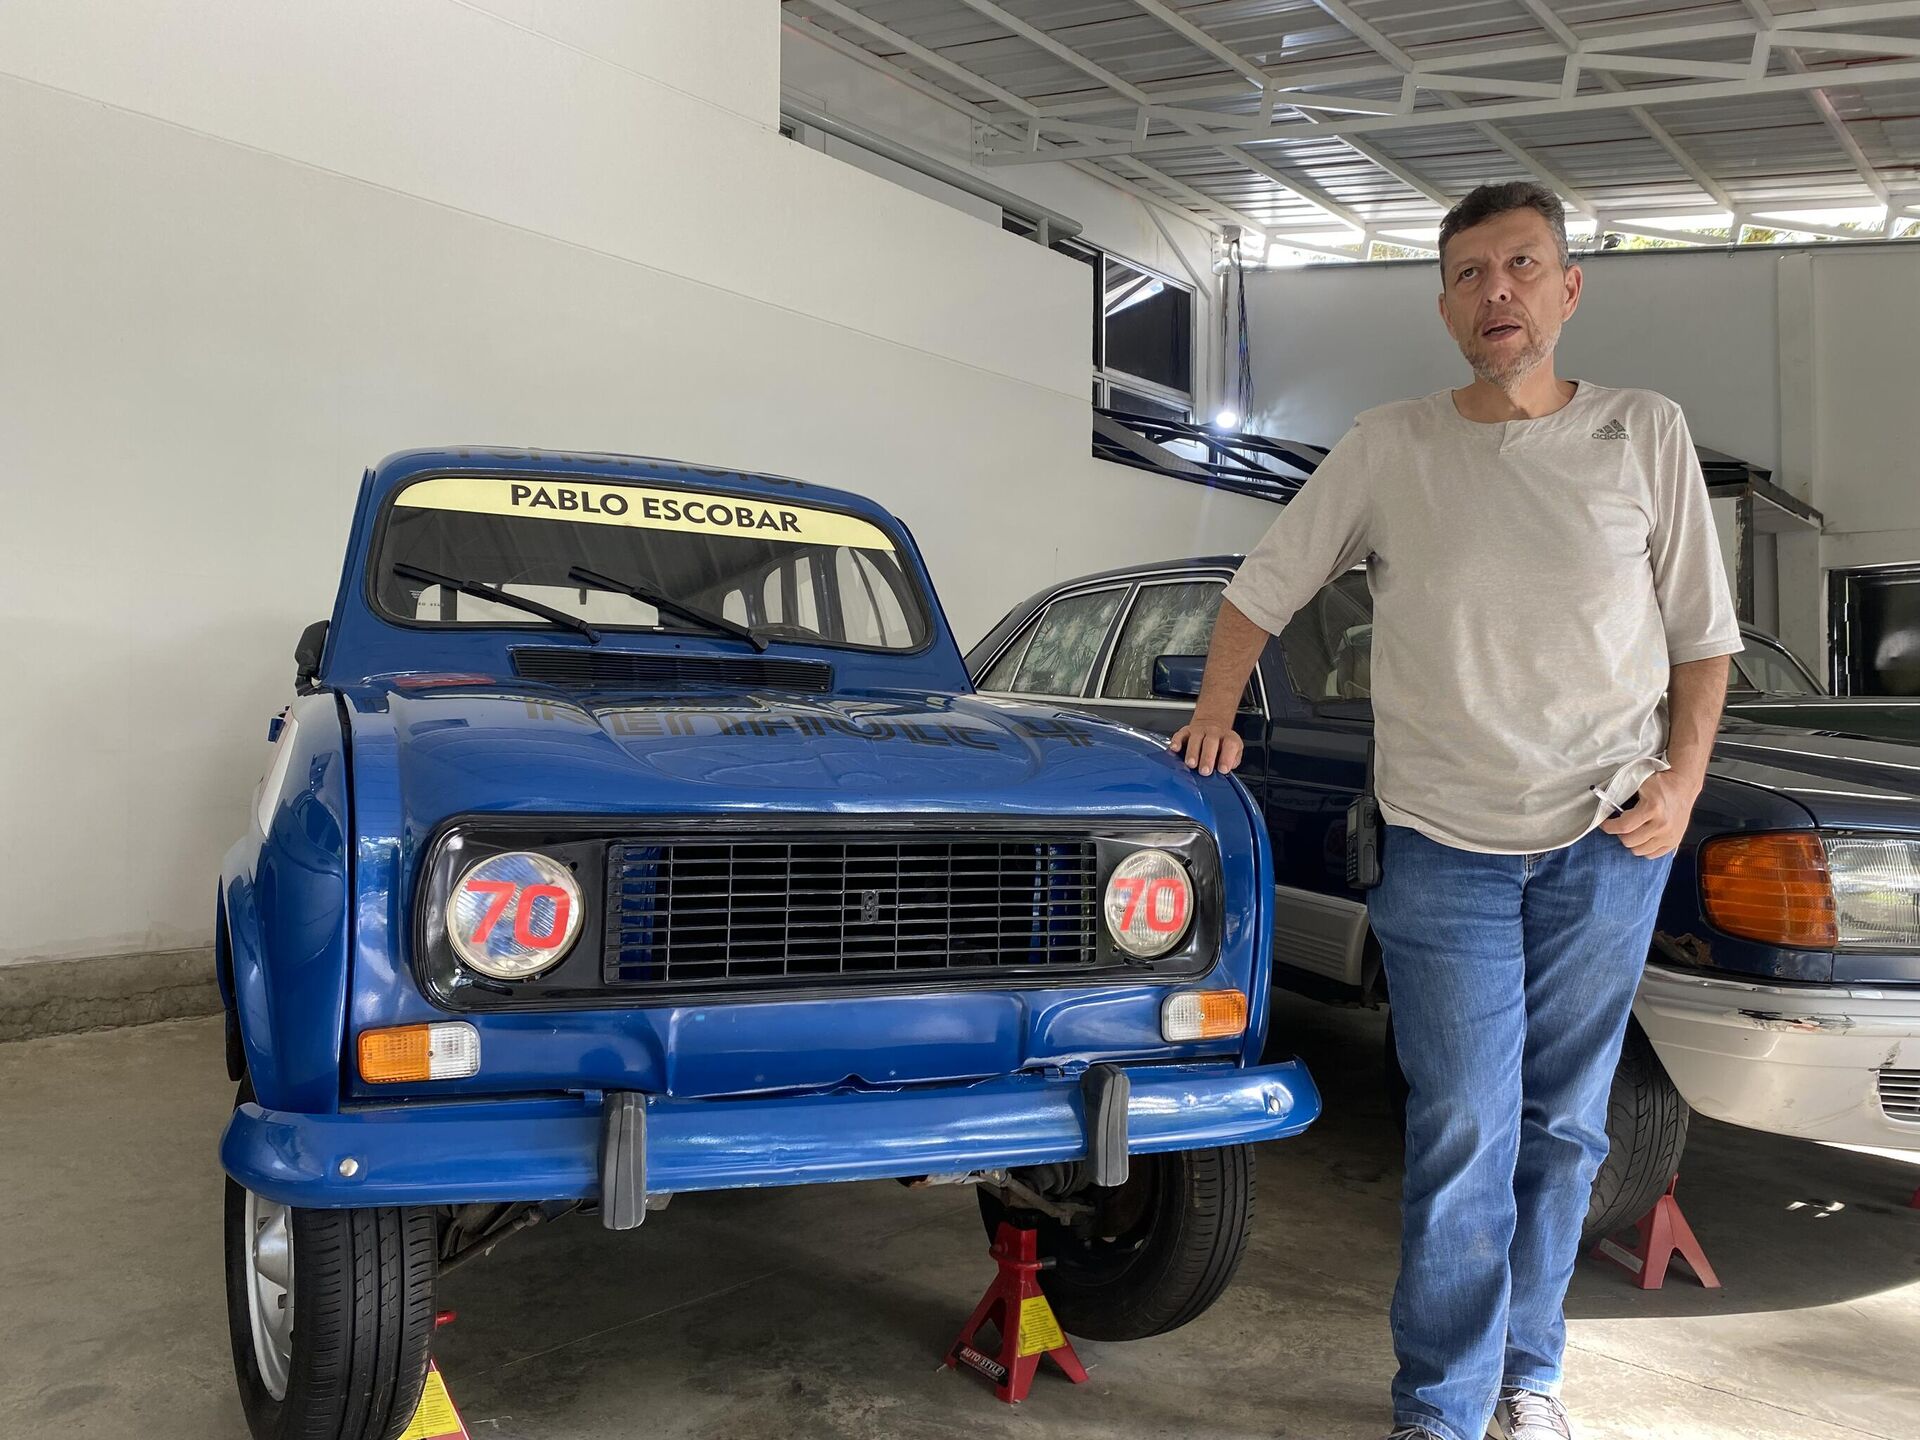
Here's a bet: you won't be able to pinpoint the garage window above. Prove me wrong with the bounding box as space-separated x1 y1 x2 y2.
1050 241 1195 422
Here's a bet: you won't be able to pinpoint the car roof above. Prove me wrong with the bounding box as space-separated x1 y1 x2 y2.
1045 554 1247 590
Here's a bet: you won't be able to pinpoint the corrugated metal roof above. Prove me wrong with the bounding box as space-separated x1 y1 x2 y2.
784 0 1920 253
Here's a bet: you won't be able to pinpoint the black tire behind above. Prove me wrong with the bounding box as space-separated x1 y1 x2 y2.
977 1145 1254 1341
1586 1020 1691 1238
1383 1014 1688 1243
225 1083 439 1440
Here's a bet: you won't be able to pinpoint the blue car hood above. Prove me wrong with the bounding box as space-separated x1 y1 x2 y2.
351 685 1224 837
1712 716 1920 831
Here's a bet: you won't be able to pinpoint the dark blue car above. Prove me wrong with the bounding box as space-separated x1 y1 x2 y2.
216 451 1319 1440
970 556 1920 1238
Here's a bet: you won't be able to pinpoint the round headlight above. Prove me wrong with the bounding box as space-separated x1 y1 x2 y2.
447 850 583 979
1104 849 1194 958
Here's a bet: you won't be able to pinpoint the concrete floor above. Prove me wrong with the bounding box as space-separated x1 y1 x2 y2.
2 1000 1918 1440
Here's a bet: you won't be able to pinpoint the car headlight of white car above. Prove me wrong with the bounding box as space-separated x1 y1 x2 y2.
1823 835 1920 949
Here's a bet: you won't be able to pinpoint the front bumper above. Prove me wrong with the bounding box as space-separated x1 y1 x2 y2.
221 1059 1319 1210
1635 962 1920 1148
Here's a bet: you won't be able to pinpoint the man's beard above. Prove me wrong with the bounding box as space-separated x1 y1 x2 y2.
1463 319 1557 387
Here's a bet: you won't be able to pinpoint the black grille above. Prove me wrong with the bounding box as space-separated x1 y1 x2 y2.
604 835 1101 990
1880 1069 1920 1123
511 648 831 692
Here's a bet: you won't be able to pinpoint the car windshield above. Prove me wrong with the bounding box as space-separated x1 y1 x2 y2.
373 474 929 652
1729 635 1822 696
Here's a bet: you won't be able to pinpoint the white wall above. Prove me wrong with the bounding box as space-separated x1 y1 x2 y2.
0 1 1276 966
1808 249 1920 570
1244 251 1781 470
1243 243 1920 675
781 19 1226 407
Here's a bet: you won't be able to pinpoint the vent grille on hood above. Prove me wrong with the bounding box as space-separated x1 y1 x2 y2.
510 648 832 692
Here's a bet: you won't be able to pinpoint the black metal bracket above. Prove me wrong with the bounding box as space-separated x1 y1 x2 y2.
1080 1064 1131 1188
599 1092 647 1231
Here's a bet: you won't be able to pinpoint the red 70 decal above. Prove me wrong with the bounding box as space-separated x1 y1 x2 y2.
464 879 572 949
1112 876 1189 933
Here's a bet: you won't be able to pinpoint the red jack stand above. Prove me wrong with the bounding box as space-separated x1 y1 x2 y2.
946 1222 1090 1404
1593 1177 1720 1290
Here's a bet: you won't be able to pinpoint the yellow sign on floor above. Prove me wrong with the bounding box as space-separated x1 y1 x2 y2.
399 1360 470 1440
1017 1294 1066 1356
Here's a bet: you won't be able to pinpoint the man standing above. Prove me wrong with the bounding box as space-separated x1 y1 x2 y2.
1170 182 1741 1440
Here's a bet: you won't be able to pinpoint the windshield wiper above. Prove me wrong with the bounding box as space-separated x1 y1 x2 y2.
567 565 767 652
393 562 600 643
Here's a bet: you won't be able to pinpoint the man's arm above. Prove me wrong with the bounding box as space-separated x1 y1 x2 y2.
1602 654 1729 857
1171 423 1376 776
1168 599 1271 775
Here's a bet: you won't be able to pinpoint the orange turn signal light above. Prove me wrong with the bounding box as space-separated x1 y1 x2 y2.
1699 832 1838 949
357 1022 481 1083
1162 989 1250 1042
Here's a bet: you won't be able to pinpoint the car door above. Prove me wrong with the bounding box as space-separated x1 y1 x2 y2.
1076 571 1272 808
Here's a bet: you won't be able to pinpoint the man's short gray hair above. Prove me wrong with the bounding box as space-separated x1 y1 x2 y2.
1438 182 1571 270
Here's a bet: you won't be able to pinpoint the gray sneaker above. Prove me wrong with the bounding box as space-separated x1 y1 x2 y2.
1387 1428 1447 1440
1490 1388 1573 1439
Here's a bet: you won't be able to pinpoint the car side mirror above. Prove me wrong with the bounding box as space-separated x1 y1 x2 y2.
294 620 330 693
1152 654 1207 701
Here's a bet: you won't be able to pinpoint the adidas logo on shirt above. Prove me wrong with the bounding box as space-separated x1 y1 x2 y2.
1591 419 1629 440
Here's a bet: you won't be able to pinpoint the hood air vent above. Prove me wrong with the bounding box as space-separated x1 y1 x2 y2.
511 648 832 693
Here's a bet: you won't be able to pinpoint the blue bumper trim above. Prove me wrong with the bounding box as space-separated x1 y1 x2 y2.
221 1060 1320 1209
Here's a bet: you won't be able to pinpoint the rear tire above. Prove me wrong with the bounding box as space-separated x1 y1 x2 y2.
977 1145 1254 1341
1383 1015 1688 1243
224 1083 439 1440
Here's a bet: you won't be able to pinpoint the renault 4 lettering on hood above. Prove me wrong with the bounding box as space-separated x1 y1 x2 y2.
216 448 1319 1439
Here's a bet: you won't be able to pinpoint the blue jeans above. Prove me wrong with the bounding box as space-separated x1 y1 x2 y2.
1369 823 1674 1440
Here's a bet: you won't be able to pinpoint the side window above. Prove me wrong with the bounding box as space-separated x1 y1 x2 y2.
1102 580 1227 699
980 625 1035 692
1279 569 1375 700
990 588 1125 697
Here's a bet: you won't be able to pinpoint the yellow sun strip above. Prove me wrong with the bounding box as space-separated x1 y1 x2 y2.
394 476 896 552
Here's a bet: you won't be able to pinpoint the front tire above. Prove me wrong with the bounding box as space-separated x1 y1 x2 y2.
977 1145 1254 1341
224 1088 439 1440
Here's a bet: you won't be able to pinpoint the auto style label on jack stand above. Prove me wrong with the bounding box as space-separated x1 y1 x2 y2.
953 1343 1009 1385
398 1360 472 1440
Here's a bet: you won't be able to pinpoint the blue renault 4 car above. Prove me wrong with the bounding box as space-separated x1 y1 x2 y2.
970 557 1920 1244
217 450 1319 1440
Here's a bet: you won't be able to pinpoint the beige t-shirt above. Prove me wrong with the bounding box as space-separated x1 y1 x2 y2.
1221 382 1743 854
